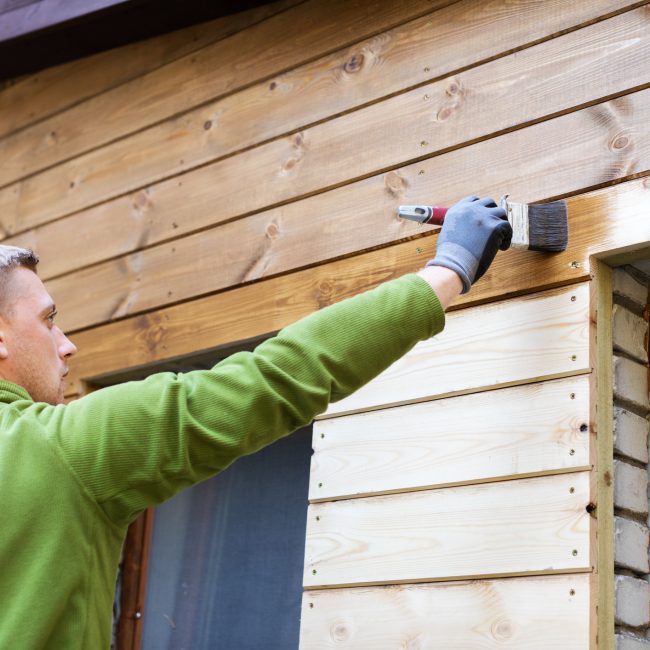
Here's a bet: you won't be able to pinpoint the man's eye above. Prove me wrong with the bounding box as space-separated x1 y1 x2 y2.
47 312 57 323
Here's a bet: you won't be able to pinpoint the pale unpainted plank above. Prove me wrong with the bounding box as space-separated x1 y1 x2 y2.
62 177 650 393
0 0 301 139
310 376 591 502
303 471 592 589
299 574 591 649
0 0 456 192
3 0 645 245
320 283 590 418
38 83 650 335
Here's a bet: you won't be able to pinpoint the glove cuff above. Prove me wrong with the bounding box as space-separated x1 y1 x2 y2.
427 242 478 294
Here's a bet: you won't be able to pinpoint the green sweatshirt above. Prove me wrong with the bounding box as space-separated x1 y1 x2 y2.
0 274 444 649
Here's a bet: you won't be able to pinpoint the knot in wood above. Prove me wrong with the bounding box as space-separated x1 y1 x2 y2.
265 221 280 239
293 132 304 148
203 120 213 131
330 621 350 642
343 53 364 73
405 636 423 650
132 189 152 211
491 618 513 640
436 104 456 122
384 170 408 197
609 132 631 151
269 81 277 90
446 79 462 97
316 280 334 308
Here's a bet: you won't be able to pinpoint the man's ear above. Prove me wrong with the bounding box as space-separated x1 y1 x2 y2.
0 328 8 360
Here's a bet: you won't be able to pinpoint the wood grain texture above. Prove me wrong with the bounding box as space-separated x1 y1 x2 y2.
61 177 650 393
299 574 591 649
310 376 591 502
0 0 300 139
3 1 645 247
592 262 615 649
18 82 650 335
0 0 456 191
303 471 592 588
321 283 590 418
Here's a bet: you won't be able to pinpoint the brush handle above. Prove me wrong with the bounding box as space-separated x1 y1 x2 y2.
397 205 449 225
425 207 448 225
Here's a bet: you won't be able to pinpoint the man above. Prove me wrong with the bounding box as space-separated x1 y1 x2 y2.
0 196 510 648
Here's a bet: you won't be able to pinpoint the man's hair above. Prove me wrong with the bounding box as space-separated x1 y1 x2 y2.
0 245 39 314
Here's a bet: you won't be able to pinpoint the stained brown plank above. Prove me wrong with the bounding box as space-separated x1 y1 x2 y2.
10 2 650 281
40 86 650 334
0 0 301 139
61 176 650 392
0 0 456 190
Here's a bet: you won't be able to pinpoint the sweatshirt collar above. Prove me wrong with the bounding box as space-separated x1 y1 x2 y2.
0 380 33 403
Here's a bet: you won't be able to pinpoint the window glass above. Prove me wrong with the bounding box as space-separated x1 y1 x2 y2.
140 425 312 649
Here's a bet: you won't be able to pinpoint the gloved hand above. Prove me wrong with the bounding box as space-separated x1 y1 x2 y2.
426 195 512 293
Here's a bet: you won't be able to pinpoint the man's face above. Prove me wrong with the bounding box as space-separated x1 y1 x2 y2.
0 267 77 405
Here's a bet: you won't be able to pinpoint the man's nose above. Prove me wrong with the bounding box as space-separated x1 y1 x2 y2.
57 327 78 358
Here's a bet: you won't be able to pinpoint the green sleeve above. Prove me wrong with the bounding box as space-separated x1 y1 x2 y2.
47 274 444 526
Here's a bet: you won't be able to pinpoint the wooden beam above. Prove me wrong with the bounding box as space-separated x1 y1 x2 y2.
0 0 300 139
62 177 650 393
591 261 615 650
310 375 591 501
322 282 590 418
303 472 592 589
0 3 636 235
299 574 591 649
115 508 154 650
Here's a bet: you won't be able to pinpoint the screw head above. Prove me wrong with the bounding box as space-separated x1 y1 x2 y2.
418 169 425 175
572 549 578 556
570 393 576 400
571 355 577 361
424 67 430 73
309 602 314 608
318 482 323 488
571 295 576 302
569 449 575 456
420 140 428 147
312 569 317 575
569 589 575 596
569 487 575 494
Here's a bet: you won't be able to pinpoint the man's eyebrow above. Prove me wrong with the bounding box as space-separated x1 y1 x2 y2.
40 303 56 316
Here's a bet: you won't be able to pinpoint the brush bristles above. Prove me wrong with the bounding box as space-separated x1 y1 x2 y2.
527 200 568 252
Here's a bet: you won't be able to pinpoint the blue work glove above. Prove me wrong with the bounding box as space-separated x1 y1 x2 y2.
427 195 512 293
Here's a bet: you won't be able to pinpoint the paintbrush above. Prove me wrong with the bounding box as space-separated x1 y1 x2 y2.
398 196 568 252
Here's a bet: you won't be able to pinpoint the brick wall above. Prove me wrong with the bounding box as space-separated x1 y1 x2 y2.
613 267 650 649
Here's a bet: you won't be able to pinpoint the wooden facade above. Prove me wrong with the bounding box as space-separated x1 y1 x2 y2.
3 0 650 647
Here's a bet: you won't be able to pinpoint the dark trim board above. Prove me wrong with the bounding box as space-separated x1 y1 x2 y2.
0 0 274 81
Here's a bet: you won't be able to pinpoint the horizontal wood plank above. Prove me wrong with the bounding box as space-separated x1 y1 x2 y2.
2 1 644 253
322 283 590 418
299 574 591 649
303 471 592 588
310 376 591 501
0 0 456 192
0 0 299 139
23 80 650 334
62 177 650 393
